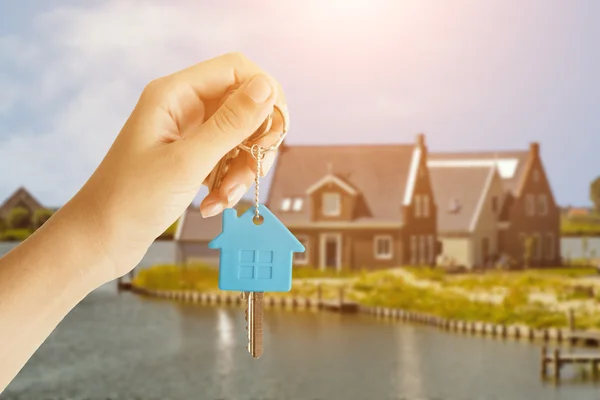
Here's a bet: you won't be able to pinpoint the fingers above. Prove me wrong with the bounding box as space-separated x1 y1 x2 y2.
188 74 278 166
199 150 277 218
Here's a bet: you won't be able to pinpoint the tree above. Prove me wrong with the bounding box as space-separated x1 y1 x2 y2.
591 176 600 213
7 207 31 230
0 217 5 233
33 208 53 230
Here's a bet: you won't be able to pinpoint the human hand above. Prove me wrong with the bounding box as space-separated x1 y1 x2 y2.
69 52 288 282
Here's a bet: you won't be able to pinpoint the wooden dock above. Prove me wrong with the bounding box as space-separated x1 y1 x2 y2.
540 345 600 381
564 331 600 347
320 300 360 313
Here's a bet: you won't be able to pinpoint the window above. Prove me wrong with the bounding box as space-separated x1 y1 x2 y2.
538 194 548 216
525 194 535 216
294 236 309 265
414 195 422 217
419 235 426 265
546 233 555 260
322 192 341 216
491 196 498 213
422 195 430 218
238 250 273 280
427 235 435 264
374 235 393 260
449 198 461 213
410 235 417 265
292 198 303 212
281 198 291 211
533 233 542 260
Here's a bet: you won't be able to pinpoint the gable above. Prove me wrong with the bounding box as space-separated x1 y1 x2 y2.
209 206 305 252
266 144 416 225
306 174 358 196
0 187 45 218
428 165 495 234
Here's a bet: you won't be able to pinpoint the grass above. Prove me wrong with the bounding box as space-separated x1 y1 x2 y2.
561 214 600 236
134 263 600 329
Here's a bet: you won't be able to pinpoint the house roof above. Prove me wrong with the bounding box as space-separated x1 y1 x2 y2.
175 200 263 242
428 164 496 234
428 149 530 195
266 144 419 225
0 186 45 218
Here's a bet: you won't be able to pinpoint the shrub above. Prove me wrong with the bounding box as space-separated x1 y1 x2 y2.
33 208 53 229
1 229 31 241
7 207 31 229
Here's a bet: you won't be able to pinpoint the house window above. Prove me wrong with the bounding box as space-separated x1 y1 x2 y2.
414 195 422 217
281 198 291 211
410 235 417 265
322 192 341 216
532 233 542 261
292 198 303 212
294 235 309 265
491 196 498 213
525 194 535 216
546 233 555 260
427 235 435 264
374 235 393 260
419 235 426 265
238 250 273 280
538 194 548 216
422 195 430 218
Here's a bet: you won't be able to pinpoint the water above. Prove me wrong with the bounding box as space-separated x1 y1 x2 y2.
2 240 600 399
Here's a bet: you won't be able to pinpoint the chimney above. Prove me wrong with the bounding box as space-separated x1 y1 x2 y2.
416 133 426 148
529 142 540 158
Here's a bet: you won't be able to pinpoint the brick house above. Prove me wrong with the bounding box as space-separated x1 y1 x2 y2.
0 187 46 221
429 142 560 267
266 134 438 271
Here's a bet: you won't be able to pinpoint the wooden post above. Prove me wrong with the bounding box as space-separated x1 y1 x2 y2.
317 284 323 309
540 345 547 378
553 348 561 382
568 309 575 331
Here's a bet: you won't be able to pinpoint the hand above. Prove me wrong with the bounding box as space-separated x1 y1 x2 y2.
70 52 288 282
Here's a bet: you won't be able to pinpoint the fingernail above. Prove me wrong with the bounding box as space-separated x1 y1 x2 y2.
201 201 224 218
245 75 272 104
227 184 247 206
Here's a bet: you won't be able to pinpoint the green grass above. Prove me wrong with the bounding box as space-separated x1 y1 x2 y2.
0 228 32 241
351 272 568 329
133 263 219 292
561 215 600 236
292 266 361 279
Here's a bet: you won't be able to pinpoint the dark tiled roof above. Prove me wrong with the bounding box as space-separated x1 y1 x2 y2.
0 186 45 218
429 150 529 195
266 144 417 225
429 165 495 234
176 206 222 242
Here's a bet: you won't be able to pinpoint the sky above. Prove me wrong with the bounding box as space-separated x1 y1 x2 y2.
0 0 599 208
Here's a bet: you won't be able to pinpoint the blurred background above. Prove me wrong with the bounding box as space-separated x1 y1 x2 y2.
2 1 600 399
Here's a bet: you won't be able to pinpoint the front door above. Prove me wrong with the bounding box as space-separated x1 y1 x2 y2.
322 234 340 271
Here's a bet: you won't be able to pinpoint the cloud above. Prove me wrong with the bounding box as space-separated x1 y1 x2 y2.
0 0 270 206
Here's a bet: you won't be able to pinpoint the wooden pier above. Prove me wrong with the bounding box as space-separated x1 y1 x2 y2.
564 331 600 347
540 345 600 382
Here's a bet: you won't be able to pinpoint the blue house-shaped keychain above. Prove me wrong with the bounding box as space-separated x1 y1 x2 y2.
208 205 305 292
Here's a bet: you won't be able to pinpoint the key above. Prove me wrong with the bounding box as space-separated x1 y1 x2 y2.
242 291 264 358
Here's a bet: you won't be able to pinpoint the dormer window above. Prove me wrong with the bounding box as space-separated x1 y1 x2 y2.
322 192 341 216
292 198 303 212
281 198 291 211
449 198 461 213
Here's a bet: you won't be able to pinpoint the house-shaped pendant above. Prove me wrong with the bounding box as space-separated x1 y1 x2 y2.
208 205 305 292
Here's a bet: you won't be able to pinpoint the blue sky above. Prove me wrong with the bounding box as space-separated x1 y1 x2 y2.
0 0 599 208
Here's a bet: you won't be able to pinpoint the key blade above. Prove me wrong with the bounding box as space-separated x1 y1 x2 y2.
247 292 264 359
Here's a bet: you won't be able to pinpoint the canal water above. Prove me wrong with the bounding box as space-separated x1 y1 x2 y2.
1 242 600 399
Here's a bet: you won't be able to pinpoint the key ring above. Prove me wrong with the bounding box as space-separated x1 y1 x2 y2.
239 104 288 157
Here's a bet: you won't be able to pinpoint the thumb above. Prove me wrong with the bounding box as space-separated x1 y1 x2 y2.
193 74 277 158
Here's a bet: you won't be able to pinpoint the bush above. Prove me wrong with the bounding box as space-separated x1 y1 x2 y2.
1 229 31 241
133 263 219 292
7 207 31 229
33 208 53 229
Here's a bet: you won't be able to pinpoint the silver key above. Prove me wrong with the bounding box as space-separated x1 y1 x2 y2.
242 291 264 358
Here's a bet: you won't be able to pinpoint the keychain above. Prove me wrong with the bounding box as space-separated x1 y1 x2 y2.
208 100 305 358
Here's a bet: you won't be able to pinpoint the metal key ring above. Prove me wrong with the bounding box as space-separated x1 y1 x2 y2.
238 103 288 157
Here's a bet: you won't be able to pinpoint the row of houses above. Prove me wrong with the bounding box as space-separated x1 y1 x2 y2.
176 133 561 270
